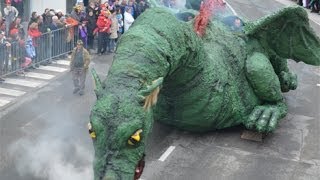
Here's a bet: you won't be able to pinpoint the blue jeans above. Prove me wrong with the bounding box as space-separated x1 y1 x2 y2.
108 38 116 53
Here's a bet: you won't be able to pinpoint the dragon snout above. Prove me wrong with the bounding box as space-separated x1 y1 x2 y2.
103 170 118 180
101 155 146 180
102 169 137 180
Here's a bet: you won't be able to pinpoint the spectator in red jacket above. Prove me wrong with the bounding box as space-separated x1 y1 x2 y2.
27 22 42 67
96 10 111 55
28 22 41 46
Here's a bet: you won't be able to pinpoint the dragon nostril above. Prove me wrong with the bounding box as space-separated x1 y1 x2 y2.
104 170 117 180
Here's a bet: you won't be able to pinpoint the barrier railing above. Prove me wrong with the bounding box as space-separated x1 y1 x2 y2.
0 25 79 77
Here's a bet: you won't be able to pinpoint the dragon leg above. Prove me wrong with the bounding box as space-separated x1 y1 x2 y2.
244 52 288 132
269 55 298 92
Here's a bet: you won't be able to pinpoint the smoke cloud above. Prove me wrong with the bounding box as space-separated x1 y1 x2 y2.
174 0 186 9
9 139 93 180
8 103 94 180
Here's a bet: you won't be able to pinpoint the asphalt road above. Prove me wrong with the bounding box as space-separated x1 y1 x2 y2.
0 1 319 180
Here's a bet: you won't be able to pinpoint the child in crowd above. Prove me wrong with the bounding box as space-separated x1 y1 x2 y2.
116 7 123 37
25 35 36 67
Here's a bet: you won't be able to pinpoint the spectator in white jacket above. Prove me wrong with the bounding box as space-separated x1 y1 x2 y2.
124 7 134 32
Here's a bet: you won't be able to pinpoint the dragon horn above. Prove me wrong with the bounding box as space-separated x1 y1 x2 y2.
91 68 103 98
139 77 163 97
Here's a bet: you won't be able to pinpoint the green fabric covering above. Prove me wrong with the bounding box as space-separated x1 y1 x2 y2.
246 52 282 102
89 6 320 180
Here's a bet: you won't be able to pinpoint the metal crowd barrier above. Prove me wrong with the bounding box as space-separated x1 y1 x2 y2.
0 25 79 77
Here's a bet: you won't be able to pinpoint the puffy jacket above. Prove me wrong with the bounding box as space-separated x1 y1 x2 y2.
96 15 111 33
25 36 36 58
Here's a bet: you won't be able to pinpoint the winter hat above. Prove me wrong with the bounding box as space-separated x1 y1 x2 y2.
77 39 83 45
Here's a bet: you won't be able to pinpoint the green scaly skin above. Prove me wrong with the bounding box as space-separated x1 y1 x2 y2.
89 6 320 180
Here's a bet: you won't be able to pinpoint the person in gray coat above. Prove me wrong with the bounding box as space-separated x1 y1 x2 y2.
3 2 19 35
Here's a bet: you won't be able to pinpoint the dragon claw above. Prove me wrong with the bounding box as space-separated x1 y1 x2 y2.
279 71 297 92
245 106 281 133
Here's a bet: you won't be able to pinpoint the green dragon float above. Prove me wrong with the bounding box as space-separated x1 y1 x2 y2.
88 0 320 179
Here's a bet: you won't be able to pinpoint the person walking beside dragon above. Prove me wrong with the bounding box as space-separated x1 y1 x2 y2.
70 40 91 96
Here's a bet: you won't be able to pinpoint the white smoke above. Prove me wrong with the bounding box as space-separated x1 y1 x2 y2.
9 138 93 180
8 103 94 180
174 0 186 9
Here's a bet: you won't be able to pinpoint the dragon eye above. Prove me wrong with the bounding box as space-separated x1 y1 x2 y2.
128 129 143 146
88 122 96 139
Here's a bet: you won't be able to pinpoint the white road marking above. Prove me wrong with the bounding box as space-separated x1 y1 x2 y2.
21 112 48 129
56 60 70 66
24 72 55 80
226 1 238 16
38 66 68 72
0 87 26 97
4 78 45 88
0 99 10 107
309 16 320 26
158 146 176 162
317 84 320 87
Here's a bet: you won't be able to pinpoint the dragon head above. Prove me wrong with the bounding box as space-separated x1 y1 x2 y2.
89 93 151 180
89 70 162 180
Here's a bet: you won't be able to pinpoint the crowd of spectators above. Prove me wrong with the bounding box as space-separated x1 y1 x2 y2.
90 0 150 55
294 0 320 14
0 0 151 82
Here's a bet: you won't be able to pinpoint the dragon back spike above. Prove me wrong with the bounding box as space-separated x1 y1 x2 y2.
91 68 103 98
194 0 226 37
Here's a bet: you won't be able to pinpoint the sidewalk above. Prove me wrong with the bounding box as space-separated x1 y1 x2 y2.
275 0 320 26
0 59 71 111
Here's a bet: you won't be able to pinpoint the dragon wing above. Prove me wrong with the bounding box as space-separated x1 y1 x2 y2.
244 6 320 66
